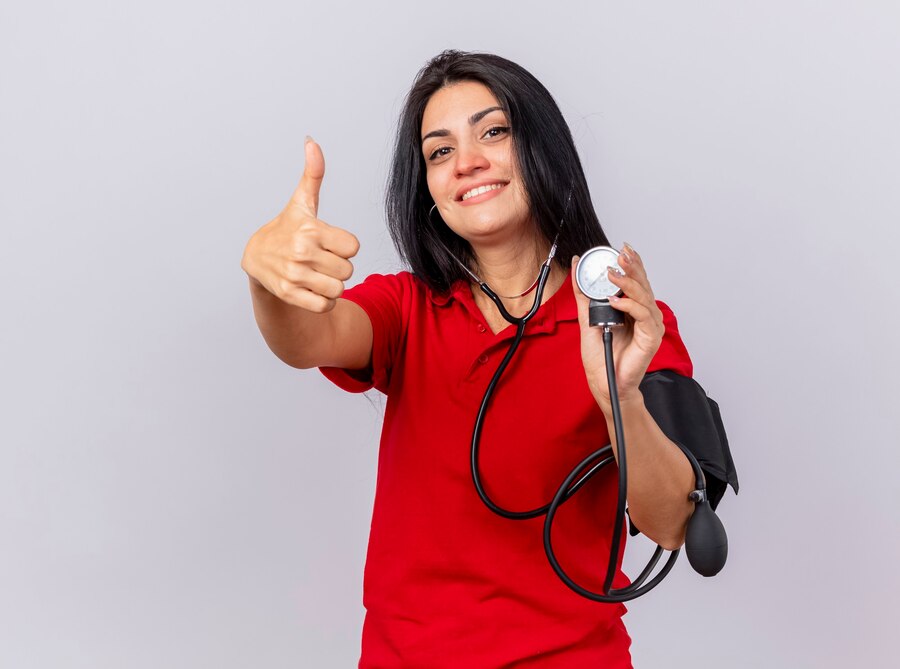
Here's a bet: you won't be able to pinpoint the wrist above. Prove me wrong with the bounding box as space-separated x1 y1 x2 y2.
597 388 646 419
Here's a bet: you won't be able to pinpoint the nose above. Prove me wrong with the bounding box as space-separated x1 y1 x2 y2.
454 139 490 176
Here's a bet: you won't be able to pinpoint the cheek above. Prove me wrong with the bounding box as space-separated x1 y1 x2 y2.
511 180 530 211
425 172 438 202
425 168 445 207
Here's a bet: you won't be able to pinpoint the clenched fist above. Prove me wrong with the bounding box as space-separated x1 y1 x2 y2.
241 138 361 313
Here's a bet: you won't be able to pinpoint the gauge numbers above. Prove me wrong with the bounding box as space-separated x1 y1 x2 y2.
575 246 624 301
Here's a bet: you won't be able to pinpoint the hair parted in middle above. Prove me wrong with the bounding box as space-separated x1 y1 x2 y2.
386 49 611 293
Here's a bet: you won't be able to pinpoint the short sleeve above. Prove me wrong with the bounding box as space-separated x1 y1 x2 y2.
646 300 693 377
319 272 410 395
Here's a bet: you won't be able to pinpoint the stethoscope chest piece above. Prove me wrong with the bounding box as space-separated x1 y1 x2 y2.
575 246 626 328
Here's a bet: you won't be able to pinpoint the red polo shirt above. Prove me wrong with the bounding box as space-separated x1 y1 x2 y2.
321 271 692 669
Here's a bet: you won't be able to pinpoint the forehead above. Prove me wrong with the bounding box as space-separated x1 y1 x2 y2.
421 81 502 133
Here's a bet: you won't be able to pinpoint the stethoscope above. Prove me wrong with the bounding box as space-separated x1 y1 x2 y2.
434 206 728 603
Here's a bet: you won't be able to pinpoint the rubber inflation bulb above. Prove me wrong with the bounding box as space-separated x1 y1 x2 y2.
685 500 728 577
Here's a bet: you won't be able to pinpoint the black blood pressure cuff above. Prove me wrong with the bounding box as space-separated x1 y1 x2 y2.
629 370 740 536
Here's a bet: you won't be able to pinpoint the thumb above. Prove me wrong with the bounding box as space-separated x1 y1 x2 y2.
290 136 325 216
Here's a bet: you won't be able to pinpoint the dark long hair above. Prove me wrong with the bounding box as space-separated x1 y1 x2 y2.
386 50 609 292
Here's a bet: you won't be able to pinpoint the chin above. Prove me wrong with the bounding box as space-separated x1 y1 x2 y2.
463 217 531 243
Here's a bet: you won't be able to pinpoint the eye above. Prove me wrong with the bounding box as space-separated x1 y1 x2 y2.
426 145 453 161
482 125 510 139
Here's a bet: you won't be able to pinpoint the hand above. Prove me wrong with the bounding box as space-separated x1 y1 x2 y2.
571 244 665 411
241 138 361 312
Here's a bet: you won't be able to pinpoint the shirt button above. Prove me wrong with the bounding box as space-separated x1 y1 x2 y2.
477 324 486 333
477 354 489 364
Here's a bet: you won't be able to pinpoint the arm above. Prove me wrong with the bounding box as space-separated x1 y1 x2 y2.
598 393 694 551
571 244 695 550
248 278 372 370
242 138 372 370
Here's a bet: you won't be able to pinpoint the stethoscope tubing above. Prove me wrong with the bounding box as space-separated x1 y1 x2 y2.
470 262 690 602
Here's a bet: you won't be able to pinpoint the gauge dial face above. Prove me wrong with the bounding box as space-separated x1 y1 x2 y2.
576 246 624 301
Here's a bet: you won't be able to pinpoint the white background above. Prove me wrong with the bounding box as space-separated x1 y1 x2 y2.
2 1 898 666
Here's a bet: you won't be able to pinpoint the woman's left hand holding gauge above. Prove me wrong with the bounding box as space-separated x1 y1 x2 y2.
571 243 665 412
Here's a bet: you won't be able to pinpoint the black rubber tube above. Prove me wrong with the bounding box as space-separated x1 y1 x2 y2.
470 267 689 602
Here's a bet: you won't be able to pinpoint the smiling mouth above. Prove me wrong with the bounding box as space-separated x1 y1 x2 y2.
460 183 507 201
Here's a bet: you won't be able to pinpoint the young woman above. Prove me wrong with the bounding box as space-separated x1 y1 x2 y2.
242 50 707 668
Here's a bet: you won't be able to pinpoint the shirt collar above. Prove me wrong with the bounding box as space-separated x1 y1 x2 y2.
427 273 578 330
428 279 468 307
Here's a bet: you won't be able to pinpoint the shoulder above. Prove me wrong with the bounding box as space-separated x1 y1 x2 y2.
345 270 417 293
656 300 680 334
341 270 418 308
649 299 693 377
344 271 458 309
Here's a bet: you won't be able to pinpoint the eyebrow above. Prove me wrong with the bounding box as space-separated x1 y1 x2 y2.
421 106 505 143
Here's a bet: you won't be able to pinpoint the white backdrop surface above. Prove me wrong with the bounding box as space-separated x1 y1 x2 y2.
1 1 898 667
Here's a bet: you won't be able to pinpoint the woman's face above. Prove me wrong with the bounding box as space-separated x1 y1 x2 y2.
421 81 531 246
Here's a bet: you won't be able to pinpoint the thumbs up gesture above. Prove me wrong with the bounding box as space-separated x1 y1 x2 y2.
241 138 361 313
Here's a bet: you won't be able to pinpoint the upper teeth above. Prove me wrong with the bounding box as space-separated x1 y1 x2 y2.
462 183 504 201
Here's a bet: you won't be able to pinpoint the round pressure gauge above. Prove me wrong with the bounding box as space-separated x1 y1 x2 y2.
575 246 624 301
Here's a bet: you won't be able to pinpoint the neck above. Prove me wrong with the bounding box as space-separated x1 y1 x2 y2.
469 231 550 297
468 233 566 320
